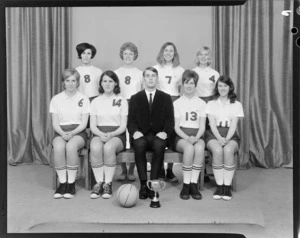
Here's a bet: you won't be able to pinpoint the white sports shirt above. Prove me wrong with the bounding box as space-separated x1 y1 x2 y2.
174 95 206 129
206 98 244 127
153 64 184 96
114 67 143 99
76 65 103 98
49 91 90 125
192 66 220 97
90 94 128 126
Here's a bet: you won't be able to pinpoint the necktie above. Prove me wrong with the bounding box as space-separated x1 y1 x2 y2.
149 93 153 111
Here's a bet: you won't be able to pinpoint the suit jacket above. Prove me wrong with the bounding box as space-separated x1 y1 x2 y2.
128 89 174 139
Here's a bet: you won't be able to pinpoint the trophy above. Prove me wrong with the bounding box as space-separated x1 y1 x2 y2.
146 179 166 208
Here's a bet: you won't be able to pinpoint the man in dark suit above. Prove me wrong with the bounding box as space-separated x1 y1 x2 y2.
128 66 174 199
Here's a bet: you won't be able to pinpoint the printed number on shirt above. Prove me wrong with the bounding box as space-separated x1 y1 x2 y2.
84 75 91 83
125 76 131 85
166 76 172 84
113 99 121 107
185 111 197 121
78 98 83 107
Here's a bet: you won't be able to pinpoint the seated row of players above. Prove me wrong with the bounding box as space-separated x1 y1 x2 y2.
50 65 244 201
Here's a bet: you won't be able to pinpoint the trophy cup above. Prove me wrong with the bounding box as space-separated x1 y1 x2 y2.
146 179 166 208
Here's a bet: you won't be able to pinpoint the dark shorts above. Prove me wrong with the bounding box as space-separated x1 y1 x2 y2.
171 95 180 102
53 124 88 144
199 95 214 103
204 127 240 147
95 126 126 149
174 127 203 149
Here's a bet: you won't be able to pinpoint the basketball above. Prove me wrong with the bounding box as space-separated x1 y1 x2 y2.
116 184 139 208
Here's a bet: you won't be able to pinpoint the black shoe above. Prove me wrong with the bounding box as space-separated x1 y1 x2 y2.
159 169 166 181
213 185 223 200
222 185 232 201
139 184 149 199
166 168 178 182
189 183 202 200
64 182 76 199
180 183 190 200
53 182 67 199
90 182 104 199
102 182 113 199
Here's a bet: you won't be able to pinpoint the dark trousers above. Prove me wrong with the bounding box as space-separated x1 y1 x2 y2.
133 132 167 184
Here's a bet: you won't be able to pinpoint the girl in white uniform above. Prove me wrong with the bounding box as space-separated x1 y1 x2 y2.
205 75 244 201
114 42 143 181
173 70 206 200
192 46 220 103
50 68 90 199
89 70 128 199
75 42 103 101
154 42 184 182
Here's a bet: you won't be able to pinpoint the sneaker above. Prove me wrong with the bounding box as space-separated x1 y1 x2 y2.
213 185 223 200
64 182 76 199
117 173 127 181
53 182 67 199
222 185 232 201
127 173 136 181
180 183 190 200
90 182 104 199
102 182 112 199
189 183 202 200
166 168 178 182
159 169 166 181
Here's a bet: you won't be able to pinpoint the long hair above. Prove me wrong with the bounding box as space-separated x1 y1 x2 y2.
213 75 237 103
98 70 121 94
156 42 180 67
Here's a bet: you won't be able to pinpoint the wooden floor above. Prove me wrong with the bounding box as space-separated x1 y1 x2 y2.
7 164 293 238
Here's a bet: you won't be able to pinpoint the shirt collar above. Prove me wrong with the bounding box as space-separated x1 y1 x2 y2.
62 90 79 100
217 97 230 105
145 89 156 98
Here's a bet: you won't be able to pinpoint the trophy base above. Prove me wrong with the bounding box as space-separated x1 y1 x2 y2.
150 201 161 208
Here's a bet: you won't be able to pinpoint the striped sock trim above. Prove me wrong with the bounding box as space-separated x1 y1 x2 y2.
104 163 116 167
91 163 104 169
224 164 236 171
55 165 67 171
212 164 224 170
182 165 192 172
192 164 203 171
67 165 79 171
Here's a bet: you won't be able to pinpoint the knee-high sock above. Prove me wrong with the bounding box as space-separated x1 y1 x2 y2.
91 162 104 183
67 165 79 183
224 164 236 185
55 165 67 184
212 164 224 185
191 164 202 183
104 163 116 184
182 165 192 184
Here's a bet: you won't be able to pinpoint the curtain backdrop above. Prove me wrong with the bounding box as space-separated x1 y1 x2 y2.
213 0 293 168
6 7 71 165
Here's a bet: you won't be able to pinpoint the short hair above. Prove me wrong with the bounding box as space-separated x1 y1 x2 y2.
98 70 121 95
156 42 180 67
142 66 159 77
76 42 97 59
119 42 139 60
182 69 199 87
61 68 80 87
213 75 237 103
194 46 212 67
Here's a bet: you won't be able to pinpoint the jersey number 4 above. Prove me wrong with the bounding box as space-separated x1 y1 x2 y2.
113 99 121 107
185 111 197 121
